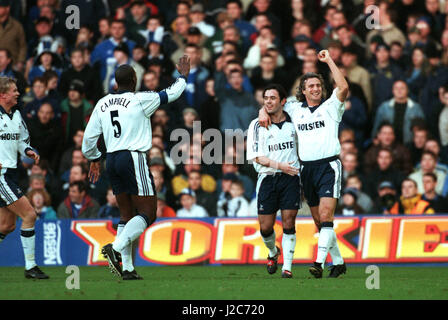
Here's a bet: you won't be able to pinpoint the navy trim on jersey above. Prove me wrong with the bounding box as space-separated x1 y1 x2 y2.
301 155 339 165
158 91 168 104
302 98 325 113
272 112 293 129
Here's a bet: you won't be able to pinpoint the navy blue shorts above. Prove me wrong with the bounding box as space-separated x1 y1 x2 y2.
256 173 301 215
0 169 24 208
300 156 342 207
106 150 156 196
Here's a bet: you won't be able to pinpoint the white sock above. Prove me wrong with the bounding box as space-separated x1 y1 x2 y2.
328 230 344 265
281 232 296 272
117 221 134 272
316 227 333 267
261 230 278 258
113 215 147 253
20 228 37 270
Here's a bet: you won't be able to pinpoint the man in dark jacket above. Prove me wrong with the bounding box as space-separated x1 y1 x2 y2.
57 181 99 219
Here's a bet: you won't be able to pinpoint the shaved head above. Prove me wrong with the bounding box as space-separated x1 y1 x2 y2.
115 64 137 91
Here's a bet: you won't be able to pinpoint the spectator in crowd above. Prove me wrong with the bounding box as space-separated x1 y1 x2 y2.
60 80 93 149
124 1 150 44
0 0 27 72
0 48 27 95
421 172 448 213
60 149 88 183
156 192 176 218
224 180 251 217
226 0 257 46
409 151 447 195
339 88 368 149
407 122 430 166
336 187 365 216
214 69 258 132
440 88 448 147
249 53 288 91
28 102 63 169
27 189 57 220
90 19 136 81
187 170 217 216
21 76 57 121
217 162 254 201
371 180 398 214
176 188 208 218
243 26 283 71
372 80 425 145
199 77 220 131
59 130 84 175
57 181 100 219
171 26 211 67
365 123 413 175
365 1 406 59
341 45 372 112
27 49 62 86
189 3 215 38
172 156 217 196
58 47 103 103
405 46 429 102
172 43 209 110
341 152 360 187
388 178 435 214
104 43 144 93
97 188 120 219
368 43 404 109
339 174 373 213
363 147 406 200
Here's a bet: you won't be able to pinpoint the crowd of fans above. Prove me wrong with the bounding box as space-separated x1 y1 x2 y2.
1 0 448 220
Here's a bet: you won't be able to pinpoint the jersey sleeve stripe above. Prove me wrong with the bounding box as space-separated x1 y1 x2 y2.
253 121 260 153
158 91 168 105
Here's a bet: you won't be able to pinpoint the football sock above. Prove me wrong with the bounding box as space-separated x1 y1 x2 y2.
282 228 296 272
113 214 148 253
0 233 5 244
329 228 344 265
261 229 278 258
20 228 37 270
117 221 134 272
316 222 334 267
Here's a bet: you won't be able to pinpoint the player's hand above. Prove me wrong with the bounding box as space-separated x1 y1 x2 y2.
89 161 101 184
25 150 40 164
317 50 331 64
279 161 300 176
176 55 190 78
258 107 271 129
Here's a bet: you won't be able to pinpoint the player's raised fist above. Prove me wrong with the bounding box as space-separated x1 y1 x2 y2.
176 55 191 78
317 50 331 63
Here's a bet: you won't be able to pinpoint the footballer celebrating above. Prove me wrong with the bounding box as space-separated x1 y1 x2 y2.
82 56 190 280
247 84 301 278
0 77 48 279
259 50 348 278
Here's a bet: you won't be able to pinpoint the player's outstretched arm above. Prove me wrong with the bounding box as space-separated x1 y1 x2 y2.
258 107 271 128
255 157 299 176
318 50 349 102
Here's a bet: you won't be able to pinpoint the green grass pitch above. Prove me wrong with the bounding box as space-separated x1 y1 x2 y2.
0 265 447 300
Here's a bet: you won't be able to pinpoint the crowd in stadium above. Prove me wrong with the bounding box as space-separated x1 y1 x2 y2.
1 0 448 219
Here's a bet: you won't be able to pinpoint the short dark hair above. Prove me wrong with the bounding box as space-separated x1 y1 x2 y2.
0 48 12 59
421 150 437 161
226 0 243 9
69 180 87 193
115 64 136 87
296 72 327 102
262 83 287 101
423 172 437 182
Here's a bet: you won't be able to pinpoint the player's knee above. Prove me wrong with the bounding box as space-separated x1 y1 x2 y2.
282 219 295 230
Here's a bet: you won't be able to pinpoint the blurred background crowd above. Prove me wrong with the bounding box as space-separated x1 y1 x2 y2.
1 0 448 219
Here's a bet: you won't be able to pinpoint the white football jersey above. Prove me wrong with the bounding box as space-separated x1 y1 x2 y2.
82 77 186 160
284 88 345 161
0 107 33 171
246 113 300 174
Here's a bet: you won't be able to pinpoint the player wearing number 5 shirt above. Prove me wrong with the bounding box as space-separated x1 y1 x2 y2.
259 50 349 279
82 56 190 280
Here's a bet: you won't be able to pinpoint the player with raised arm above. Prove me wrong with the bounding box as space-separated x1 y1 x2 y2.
259 50 349 278
0 77 49 279
247 84 301 278
82 56 190 280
